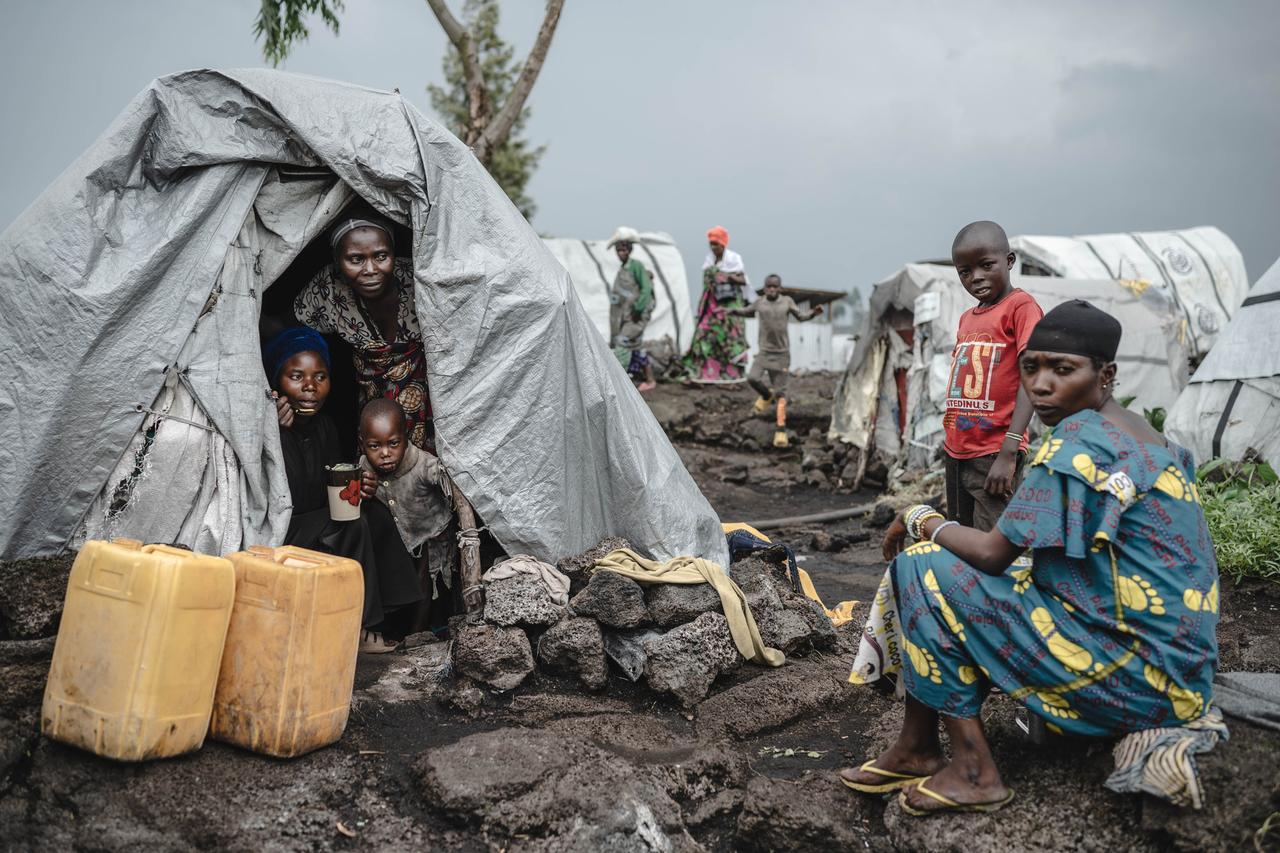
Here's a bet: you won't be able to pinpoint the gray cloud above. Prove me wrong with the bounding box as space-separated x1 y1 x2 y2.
2 0 1276 303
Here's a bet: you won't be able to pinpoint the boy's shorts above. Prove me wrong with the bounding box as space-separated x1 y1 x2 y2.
944 452 1026 532
748 354 790 397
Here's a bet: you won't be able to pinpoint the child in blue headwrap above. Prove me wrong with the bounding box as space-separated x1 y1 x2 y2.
263 326 423 654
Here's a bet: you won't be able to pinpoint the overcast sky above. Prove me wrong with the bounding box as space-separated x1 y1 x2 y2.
3 1 1277 302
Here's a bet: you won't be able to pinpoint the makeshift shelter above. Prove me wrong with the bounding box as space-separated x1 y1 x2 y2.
0 69 727 567
1167 256 1280 470
1011 227 1247 359
542 232 694 356
829 263 1189 478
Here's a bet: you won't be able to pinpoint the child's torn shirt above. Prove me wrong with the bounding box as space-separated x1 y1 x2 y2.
358 443 453 555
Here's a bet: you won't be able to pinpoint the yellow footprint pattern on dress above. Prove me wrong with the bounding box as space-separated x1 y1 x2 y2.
905 541 941 557
1117 573 1167 615
1144 664 1205 720
1035 691 1081 720
1031 606 1094 673
1032 437 1064 467
923 569 967 641
1183 581 1219 613
1153 465 1201 504
904 638 943 685
1010 565 1033 594
958 665 978 684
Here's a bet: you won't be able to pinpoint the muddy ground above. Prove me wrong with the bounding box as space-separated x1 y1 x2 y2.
2 373 1279 852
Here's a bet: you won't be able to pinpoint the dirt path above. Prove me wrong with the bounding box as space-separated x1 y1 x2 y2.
1 375 1278 851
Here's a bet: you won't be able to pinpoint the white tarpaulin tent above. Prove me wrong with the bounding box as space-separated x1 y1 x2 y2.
543 232 693 355
1167 256 1280 470
0 69 727 567
829 263 1189 478
1011 227 1247 359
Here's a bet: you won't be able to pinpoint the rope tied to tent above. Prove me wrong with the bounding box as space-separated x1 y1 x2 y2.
457 525 483 550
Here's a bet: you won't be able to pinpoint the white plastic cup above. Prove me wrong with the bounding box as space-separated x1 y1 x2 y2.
325 464 362 522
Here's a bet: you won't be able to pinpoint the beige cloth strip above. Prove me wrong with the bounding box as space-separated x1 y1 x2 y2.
592 548 785 667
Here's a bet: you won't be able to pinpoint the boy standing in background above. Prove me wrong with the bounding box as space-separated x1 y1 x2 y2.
943 221 1043 529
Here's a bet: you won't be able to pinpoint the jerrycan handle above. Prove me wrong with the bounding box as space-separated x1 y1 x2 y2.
246 544 329 569
140 543 199 559
111 537 143 551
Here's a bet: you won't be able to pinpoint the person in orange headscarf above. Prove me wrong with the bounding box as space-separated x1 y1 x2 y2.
681 226 752 381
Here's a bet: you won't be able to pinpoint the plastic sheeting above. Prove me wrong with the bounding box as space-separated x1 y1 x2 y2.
829 263 1190 473
543 232 694 354
1010 227 1247 358
1167 257 1280 470
0 69 727 567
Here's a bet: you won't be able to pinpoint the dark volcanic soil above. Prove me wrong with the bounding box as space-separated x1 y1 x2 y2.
1 373 1278 852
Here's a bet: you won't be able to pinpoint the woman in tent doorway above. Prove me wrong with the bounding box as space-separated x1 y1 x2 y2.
681 225 751 382
294 216 432 449
264 327 424 654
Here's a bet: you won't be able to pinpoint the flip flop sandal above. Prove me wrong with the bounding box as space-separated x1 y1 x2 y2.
898 777 1016 816
839 761 930 794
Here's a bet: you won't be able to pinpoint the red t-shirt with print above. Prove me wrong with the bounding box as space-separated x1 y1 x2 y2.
942 289 1043 459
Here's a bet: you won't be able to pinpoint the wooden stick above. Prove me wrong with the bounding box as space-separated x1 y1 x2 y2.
452 486 484 621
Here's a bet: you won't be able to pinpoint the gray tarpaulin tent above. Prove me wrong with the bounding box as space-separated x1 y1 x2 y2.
0 68 727 566
1167 256 1280 470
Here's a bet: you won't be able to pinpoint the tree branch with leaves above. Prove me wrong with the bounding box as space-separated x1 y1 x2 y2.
253 0 563 219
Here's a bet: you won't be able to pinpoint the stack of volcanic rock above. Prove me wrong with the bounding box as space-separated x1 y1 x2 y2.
449 539 837 708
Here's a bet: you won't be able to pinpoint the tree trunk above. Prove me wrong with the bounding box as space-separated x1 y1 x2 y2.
425 0 565 167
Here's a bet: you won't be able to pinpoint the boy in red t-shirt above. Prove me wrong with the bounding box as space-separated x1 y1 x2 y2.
942 221 1043 530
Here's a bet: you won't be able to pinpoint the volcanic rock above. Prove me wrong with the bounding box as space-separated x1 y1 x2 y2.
645 582 722 629
483 573 566 627
536 616 607 691
450 622 534 691
570 570 650 628
643 612 740 707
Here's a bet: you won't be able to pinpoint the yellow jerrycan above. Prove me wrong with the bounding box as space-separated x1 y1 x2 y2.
211 544 363 758
41 539 236 761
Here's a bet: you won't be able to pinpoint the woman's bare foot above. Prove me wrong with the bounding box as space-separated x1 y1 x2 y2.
839 741 948 788
899 755 1010 813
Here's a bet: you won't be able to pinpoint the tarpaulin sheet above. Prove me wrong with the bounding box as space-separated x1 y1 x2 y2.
0 69 727 567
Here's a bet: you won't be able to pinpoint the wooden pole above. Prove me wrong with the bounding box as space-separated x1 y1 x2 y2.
452 487 485 622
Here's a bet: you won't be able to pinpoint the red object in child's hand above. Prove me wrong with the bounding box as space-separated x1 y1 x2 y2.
338 479 361 506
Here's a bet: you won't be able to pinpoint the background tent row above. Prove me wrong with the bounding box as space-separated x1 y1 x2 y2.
1167 256 1280 472
1011 226 1246 359
829 263 1201 480
0 68 727 568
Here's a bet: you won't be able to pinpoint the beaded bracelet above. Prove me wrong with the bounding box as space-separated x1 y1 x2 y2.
930 520 959 542
1004 431 1024 444
904 504 944 540
903 504 933 539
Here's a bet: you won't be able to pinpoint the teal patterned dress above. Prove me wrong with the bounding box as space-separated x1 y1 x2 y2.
890 408 1219 735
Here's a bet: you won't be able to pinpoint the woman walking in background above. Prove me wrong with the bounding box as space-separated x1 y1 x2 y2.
681 225 751 382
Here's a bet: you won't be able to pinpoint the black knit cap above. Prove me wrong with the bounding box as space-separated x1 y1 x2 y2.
1024 299 1122 361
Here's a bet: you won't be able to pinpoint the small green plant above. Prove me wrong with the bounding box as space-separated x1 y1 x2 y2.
1198 458 1280 585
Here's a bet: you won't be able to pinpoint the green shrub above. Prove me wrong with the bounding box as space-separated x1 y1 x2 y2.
1198 458 1280 585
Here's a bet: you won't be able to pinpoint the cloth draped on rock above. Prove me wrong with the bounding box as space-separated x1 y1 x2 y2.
592 548 784 666
722 523 860 627
1105 707 1228 809
278 412 422 627
294 257 432 449
681 265 748 381
851 408 1220 740
483 555 572 607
